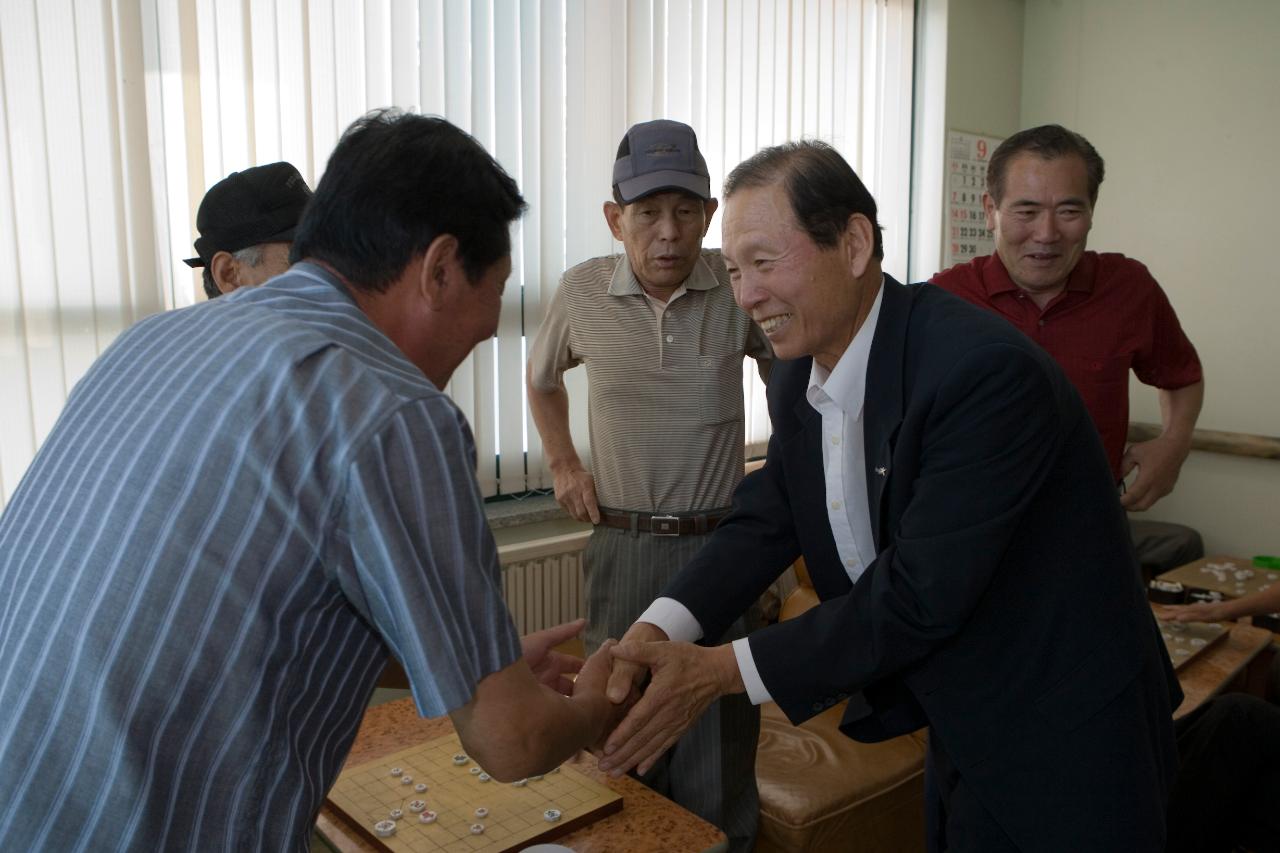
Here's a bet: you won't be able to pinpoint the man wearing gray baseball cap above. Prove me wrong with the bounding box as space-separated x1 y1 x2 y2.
528 120 771 851
184 161 312 299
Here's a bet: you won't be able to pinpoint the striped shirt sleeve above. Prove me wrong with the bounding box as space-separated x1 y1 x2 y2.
329 395 522 718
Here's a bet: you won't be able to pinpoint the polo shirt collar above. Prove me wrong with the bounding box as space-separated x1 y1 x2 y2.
982 251 1097 297
608 252 719 296
806 275 885 421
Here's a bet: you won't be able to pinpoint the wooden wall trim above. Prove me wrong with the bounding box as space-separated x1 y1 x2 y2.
1128 422 1280 460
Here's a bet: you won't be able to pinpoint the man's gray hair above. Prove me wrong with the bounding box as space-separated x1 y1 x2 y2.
201 244 268 300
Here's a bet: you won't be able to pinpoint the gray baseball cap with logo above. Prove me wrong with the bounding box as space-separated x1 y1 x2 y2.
611 120 712 203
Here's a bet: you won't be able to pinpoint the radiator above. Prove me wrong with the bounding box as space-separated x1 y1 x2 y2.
498 531 590 634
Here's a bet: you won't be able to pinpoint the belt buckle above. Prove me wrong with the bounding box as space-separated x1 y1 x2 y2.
650 515 680 536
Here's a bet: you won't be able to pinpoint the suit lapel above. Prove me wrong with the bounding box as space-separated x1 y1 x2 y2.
863 275 910 551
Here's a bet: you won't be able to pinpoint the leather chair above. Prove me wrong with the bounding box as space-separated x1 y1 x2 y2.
754 559 927 853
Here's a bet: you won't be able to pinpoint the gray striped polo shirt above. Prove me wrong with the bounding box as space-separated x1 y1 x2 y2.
530 251 771 512
0 263 520 851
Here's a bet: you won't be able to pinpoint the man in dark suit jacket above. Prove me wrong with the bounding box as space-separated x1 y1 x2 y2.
598 141 1182 850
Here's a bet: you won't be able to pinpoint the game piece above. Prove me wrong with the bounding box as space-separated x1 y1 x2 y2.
400 775 413 785
475 807 489 818
452 754 469 765
409 800 426 813
512 779 527 787
543 809 561 823
374 820 397 837
418 810 437 824
390 767 402 776
414 783 427 793
389 808 403 820
530 774 544 781
469 767 482 776
470 824 485 835
478 773 491 782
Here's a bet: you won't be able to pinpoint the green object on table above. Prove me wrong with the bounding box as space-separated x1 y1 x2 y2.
1252 555 1280 570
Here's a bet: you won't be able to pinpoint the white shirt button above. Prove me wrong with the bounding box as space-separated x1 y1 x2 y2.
831 500 842 510
666 334 674 342
830 435 840 445
845 558 857 567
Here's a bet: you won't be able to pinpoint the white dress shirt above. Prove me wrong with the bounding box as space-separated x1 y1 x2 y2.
638 280 885 704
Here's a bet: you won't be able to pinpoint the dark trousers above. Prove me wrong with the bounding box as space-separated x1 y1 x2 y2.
1130 518 1204 581
1168 694 1280 853
925 734 1019 852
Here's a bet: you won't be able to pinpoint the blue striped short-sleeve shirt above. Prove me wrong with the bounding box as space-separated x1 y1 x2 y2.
0 263 521 851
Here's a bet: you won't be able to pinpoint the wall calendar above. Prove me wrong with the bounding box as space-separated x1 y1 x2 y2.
944 130 1005 269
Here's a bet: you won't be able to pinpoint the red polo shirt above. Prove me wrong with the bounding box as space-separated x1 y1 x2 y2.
932 252 1202 480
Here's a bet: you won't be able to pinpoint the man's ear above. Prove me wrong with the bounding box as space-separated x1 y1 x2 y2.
419 233 462 311
603 201 625 241
982 192 998 233
209 251 240 294
843 213 876 279
701 198 719 236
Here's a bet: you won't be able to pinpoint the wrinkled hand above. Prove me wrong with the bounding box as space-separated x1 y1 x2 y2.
521 618 586 696
598 641 743 777
1156 601 1233 623
553 467 600 524
1120 436 1189 511
606 622 668 704
573 639 636 749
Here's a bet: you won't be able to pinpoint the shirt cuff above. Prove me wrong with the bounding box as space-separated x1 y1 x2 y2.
635 597 704 643
733 637 774 705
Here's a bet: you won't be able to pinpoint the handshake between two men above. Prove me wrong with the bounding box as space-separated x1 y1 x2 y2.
525 618 743 779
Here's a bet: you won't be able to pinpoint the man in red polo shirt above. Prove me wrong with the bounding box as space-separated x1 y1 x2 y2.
932 124 1204 576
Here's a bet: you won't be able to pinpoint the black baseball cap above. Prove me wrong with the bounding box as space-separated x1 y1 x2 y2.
183 162 312 268
611 120 712 203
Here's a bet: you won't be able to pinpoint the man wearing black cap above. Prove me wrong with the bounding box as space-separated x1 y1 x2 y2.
184 161 312 299
527 120 771 850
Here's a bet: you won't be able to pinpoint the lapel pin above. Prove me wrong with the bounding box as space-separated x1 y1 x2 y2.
875 466 887 477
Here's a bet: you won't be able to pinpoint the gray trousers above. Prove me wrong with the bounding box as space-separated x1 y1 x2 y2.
584 525 761 853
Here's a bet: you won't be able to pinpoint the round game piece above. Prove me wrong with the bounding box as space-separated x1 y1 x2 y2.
549 766 561 774
419 810 438 824
400 775 413 785
414 782 428 793
1174 647 1190 656
1190 637 1208 647
389 767 402 776
408 800 426 813
374 820 397 837
512 779 528 787
469 766 482 776
530 774 544 781
452 753 469 765
544 808 562 823
470 823 486 835
478 772 491 782
475 807 489 818
1161 632 1172 641
389 808 404 820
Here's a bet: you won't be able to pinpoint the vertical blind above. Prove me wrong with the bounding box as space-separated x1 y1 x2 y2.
0 0 913 507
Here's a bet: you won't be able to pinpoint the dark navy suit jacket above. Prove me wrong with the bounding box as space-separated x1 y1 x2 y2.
664 276 1181 850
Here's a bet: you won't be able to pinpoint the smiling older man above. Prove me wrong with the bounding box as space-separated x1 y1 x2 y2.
932 125 1205 577
601 140 1181 852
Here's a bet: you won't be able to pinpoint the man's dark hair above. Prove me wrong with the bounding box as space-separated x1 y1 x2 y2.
723 140 884 259
291 109 527 292
986 124 1106 206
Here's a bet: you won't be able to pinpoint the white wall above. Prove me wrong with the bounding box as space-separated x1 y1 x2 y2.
1019 0 1280 555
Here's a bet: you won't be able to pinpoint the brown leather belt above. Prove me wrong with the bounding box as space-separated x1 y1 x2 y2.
596 507 731 536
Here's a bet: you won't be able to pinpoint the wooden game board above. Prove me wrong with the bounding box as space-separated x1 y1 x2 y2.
1158 556 1280 601
325 732 622 853
1160 619 1229 670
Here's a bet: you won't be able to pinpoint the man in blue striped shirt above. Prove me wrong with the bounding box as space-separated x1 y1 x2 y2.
0 111 619 852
